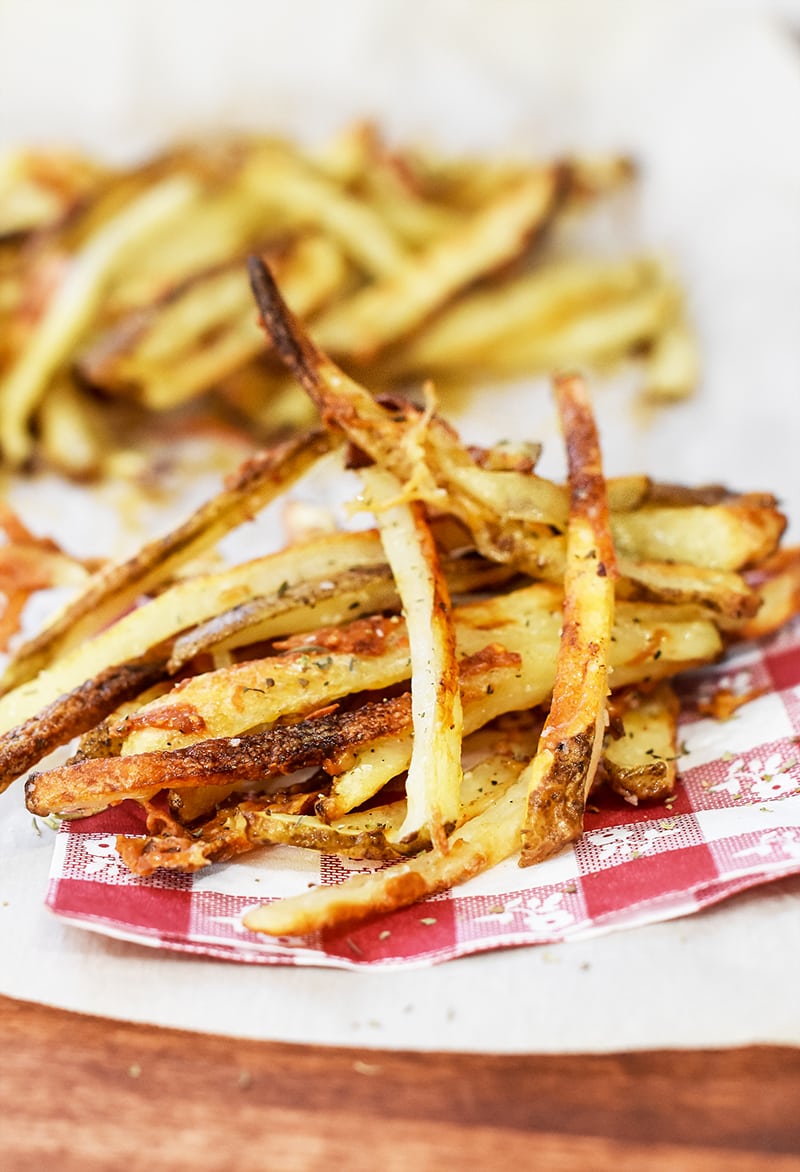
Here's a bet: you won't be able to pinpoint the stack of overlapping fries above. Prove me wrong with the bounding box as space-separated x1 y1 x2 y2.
0 125 696 477
0 258 796 938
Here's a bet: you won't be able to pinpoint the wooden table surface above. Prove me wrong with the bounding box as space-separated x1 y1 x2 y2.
1 994 798 1170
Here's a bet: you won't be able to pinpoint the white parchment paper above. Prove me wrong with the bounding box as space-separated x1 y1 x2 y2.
1 0 800 1051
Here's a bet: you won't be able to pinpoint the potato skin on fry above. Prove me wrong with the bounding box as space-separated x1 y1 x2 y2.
1 427 337 695
520 374 616 866
0 656 168 795
25 693 412 817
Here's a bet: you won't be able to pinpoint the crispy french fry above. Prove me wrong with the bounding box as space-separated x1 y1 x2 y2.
602 683 680 804
0 131 697 475
0 428 339 695
611 500 786 572
118 739 535 878
242 143 409 278
25 692 413 818
739 546 800 640
520 374 617 866
243 769 530 937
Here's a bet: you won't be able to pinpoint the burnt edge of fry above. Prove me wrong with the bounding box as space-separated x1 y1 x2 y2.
557 372 618 579
248 256 321 397
25 692 413 817
520 374 615 865
2 656 169 795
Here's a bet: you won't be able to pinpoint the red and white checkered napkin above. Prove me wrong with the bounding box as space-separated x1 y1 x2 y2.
46 618 800 969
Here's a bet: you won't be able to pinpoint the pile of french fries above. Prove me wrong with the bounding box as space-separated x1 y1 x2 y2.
0 124 697 477
1 261 797 940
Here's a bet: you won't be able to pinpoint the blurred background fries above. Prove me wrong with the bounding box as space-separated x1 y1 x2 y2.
0 127 695 478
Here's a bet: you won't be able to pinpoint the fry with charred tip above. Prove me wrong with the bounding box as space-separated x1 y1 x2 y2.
519 373 617 866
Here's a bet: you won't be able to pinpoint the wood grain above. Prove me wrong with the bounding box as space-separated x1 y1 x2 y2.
1 993 798 1170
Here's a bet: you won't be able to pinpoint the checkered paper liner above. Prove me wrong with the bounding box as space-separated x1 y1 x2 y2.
46 616 800 968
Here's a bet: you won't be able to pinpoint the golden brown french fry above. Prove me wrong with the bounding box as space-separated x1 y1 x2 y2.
520 374 617 866
738 546 800 640
476 281 678 376
120 612 412 756
318 589 722 820
602 683 680 804
118 739 534 878
617 558 759 619
248 256 571 547
25 692 413 818
1 428 339 695
243 768 530 937
611 500 785 571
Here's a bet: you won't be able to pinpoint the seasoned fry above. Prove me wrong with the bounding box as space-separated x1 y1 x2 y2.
1 655 169 796
0 428 338 694
740 547 800 639
391 257 660 373
602 683 680 804
611 500 786 571
120 741 534 878
520 374 617 866
3 158 796 942
361 465 461 846
243 770 530 937
26 692 412 818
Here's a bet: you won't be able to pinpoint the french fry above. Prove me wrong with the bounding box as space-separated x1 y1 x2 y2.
0 129 698 475
361 465 462 847
611 500 785 571
640 307 699 402
241 142 409 278
36 374 107 479
520 374 617 866
118 738 536 878
311 168 564 359
0 149 106 240
391 257 659 373
6 187 800 941
602 683 680 804
739 547 800 640
0 174 200 466
0 427 339 695
242 769 531 937
25 692 413 818
22 581 722 817
79 234 348 410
